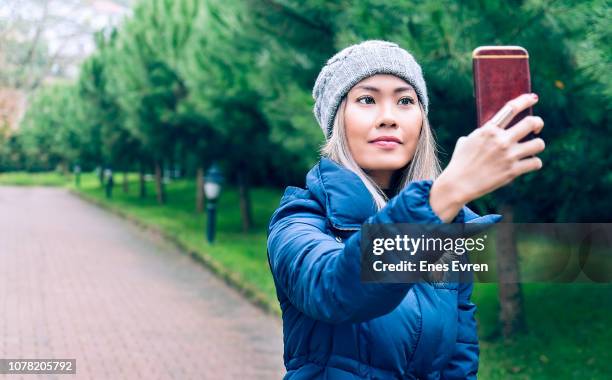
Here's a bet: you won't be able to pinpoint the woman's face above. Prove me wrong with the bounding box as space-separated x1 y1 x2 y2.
344 74 423 188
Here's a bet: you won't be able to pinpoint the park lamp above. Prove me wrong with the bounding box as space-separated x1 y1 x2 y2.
204 163 223 201
73 164 81 187
204 163 224 243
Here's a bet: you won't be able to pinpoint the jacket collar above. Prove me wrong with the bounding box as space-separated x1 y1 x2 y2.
303 159 502 230
306 158 377 230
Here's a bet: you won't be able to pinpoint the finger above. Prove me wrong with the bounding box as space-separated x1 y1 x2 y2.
487 93 539 129
506 116 544 142
512 156 543 177
511 138 546 160
488 104 514 129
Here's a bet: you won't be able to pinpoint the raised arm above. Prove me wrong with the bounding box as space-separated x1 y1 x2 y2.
267 180 446 324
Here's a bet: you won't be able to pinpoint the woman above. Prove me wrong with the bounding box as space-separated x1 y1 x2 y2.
267 40 545 379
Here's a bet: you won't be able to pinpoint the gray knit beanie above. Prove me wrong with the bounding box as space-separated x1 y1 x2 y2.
312 40 429 139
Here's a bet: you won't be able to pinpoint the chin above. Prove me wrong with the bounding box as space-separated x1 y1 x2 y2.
361 156 411 171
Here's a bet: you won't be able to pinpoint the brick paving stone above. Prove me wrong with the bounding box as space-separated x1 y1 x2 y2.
0 187 285 380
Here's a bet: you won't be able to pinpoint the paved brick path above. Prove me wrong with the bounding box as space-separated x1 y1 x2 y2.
0 186 285 379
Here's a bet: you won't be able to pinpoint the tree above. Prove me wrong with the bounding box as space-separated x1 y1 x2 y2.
105 2 190 204
0 0 107 94
18 83 82 171
245 0 339 177
176 0 281 229
78 30 141 191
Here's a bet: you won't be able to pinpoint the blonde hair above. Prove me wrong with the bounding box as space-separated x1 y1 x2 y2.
320 97 442 210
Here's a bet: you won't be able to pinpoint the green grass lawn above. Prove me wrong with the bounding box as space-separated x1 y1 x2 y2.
1 171 610 379
0 171 71 186
475 283 611 379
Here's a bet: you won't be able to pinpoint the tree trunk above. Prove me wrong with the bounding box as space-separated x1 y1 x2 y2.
122 171 129 193
154 161 166 205
196 166 204 213
237 169 252 232
496 202 527 337
139 162 146 199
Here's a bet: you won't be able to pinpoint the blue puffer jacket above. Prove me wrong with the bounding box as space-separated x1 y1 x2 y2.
267 158 502 379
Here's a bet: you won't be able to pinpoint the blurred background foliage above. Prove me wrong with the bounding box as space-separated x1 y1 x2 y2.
0 0 610 222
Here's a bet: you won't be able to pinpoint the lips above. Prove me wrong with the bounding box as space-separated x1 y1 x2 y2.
371 140 400 149
369 136 402 149
369 136 402 144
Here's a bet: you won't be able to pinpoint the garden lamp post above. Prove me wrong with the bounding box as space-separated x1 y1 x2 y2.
104 168 114 199
74 164 81 187
204 163 224 243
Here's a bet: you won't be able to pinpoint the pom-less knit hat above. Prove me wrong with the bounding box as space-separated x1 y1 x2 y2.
312 40 429 139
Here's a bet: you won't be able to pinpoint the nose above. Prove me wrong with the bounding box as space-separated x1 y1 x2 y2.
377 101 398 129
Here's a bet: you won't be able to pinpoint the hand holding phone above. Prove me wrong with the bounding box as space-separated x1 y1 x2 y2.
430 46 547 215
432 92 545 212
472 46 536 142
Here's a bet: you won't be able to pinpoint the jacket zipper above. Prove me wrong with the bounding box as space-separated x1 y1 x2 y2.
331 224 359 232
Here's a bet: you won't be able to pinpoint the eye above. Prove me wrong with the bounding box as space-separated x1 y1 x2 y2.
399 97 415 105
357 95 375 104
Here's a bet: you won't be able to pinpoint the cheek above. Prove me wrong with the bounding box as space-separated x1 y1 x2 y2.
344 106 373 145
408 120 423 141
345 127 367 160
389 118 423 163
403 111 424 141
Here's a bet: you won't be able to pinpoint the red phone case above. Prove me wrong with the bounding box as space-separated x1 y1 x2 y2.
472 46 534 142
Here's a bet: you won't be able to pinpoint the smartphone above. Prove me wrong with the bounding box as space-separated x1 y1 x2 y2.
472 46 535 142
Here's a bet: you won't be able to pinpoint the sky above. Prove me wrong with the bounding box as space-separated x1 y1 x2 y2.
0 0 132 79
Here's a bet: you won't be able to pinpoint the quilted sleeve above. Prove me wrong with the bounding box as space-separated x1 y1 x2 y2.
267 180 445 324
